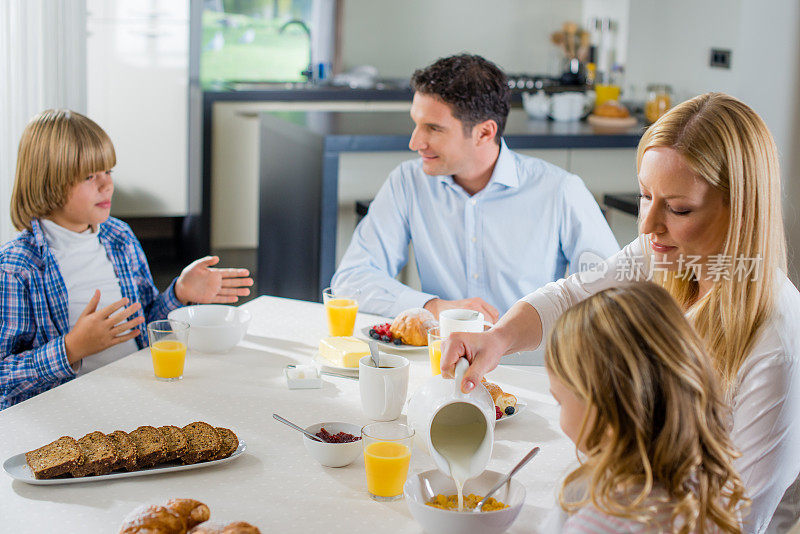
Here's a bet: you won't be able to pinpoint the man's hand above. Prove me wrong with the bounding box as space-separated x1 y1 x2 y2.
64 290 144 363
175 256 253 305
423 297 499 323
440 330 507 393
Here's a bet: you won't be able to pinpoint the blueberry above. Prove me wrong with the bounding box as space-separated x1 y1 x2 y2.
504 406 515 416
369 328 377 337
381 335 391 343
393 338 402 345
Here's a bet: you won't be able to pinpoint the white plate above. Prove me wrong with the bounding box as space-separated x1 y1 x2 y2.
4 441 246 485
359 326 428 352
314 353 360 374
495 400 527 424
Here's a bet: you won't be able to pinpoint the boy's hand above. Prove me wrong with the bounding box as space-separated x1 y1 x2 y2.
64 290 144 363
175 256 253 305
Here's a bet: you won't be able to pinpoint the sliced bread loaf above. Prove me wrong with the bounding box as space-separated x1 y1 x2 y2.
129 426 167 467
25 436 83 480
159 425 189 462
213 427 239 460
107 430 138 472
71 431 118 477
181 422 222 464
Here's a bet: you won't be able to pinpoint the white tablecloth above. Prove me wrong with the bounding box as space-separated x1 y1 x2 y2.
0 296 576 532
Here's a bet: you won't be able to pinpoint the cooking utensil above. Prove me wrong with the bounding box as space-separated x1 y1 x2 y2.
273 413 324 442
474 446 540 512
368 340 380 368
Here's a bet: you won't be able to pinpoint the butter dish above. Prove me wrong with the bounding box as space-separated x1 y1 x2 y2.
284 365 322 389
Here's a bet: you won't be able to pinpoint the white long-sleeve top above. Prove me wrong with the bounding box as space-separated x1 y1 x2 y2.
523 238 800 534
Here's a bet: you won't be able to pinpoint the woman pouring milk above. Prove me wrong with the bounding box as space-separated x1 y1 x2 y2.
440 93 800 533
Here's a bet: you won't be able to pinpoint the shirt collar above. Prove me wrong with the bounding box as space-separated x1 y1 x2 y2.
437 138 519 192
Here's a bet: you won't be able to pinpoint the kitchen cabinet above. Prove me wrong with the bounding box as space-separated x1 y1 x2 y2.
86 1 189 217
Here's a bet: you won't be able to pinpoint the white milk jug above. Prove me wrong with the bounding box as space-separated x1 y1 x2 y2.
407 359 495 508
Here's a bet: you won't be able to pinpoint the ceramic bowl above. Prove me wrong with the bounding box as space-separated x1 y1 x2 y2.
404 469 525 534
302 422 362 468
168 305 251 353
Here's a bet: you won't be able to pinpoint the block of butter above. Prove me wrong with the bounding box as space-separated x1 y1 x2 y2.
318 336 369 368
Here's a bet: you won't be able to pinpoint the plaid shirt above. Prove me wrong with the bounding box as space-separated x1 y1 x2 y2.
0 217 182 409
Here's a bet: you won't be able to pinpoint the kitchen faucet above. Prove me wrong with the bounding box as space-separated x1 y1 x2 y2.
279 19 313 83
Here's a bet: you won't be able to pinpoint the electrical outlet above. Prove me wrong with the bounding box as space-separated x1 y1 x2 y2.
710 48 732 69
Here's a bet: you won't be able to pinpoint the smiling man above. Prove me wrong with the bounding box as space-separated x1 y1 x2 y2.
331 54 619 320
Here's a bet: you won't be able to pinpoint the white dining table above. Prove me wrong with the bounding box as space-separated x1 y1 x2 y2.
0 296 577 533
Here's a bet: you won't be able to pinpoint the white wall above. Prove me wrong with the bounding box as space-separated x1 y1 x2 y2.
340 0 583 78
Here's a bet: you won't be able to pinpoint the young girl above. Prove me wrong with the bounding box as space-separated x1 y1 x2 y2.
0 109 253 409
545 283 747 533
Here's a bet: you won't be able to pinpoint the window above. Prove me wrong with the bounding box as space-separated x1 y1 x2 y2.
201 0 313 84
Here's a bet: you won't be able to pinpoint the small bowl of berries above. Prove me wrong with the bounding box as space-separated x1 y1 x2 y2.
303 422 363 467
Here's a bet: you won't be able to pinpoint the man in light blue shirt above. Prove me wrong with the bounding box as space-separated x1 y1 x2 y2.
332 55 619 320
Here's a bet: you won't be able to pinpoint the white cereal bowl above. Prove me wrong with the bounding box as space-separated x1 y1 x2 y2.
302 422 363 468
404 469 525 534
167 305 251 353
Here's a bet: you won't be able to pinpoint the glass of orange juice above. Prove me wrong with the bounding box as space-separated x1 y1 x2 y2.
428 326 443 376
362 422 414 501
322 287 359 337
147 320 189 381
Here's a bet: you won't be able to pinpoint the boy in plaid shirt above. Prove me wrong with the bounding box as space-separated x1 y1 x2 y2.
0 110 253 409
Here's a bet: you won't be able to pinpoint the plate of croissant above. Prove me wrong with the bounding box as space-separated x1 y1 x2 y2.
362 308 437 352
482 379 526 422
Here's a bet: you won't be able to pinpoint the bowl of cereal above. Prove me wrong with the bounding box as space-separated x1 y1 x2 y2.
302 422 362 468
404 469 525 534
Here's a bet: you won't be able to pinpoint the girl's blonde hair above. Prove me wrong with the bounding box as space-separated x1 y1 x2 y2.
11 109 116 232
637 92 786 391
546 283 747 533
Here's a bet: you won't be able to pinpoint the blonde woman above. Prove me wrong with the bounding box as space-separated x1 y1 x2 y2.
442 93 800 533
0 110 253 409
546 283 746 533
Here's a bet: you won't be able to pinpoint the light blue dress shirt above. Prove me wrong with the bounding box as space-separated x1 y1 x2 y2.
331 140 620 318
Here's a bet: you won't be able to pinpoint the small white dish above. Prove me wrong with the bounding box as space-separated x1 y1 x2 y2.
168 305 251 353
359 326 428 352
495 400 527 424
302 422 362 468
284 365 322 389
3 441 246 485
404 468 525 534
314 353 360 374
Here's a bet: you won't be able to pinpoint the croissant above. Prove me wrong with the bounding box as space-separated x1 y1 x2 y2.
165 499 211 530
119 504 186 534
483 381 517 412
189 522 261 534
389 308 437 346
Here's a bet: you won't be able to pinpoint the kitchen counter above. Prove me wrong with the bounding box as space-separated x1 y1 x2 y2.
257 109 646 301
0 296 574 533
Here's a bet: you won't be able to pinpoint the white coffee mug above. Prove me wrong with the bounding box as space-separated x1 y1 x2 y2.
439 309 491 338
550 92 590 122
359 353 410 421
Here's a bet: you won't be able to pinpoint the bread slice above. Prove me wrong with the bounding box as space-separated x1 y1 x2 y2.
159 425 189 462
213 427 239 460
107 430 137 472
181 422 222 464
129 426 167 467
70 431 118 477
25 436 83 480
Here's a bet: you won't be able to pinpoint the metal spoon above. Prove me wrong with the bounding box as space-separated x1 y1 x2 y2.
474 446 540 512
368 340 380 368
272 413 324 442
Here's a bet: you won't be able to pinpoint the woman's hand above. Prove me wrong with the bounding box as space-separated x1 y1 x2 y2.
175 256 253 305
64 291 144 363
